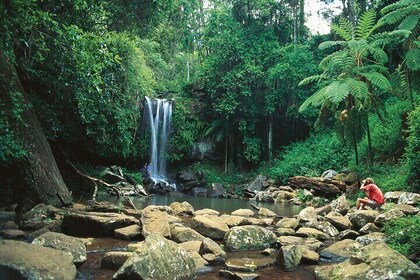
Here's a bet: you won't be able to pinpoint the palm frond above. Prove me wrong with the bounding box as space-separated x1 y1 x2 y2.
298 75 323 87
406 48 420 71
356 10 377 39
399 14 420 30
299 86 328 112
362 72 392 91
318 40 347 50
332 18 354 41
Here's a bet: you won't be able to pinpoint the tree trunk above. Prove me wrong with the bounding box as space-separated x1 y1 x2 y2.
0 52 72 210
268 113 273 162
366 114 372 166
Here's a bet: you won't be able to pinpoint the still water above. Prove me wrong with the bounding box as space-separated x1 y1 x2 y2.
96 194 303 217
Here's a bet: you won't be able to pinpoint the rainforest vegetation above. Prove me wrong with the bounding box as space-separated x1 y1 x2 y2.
0 0 419 264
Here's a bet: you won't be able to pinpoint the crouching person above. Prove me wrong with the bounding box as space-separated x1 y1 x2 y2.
356 178 384 210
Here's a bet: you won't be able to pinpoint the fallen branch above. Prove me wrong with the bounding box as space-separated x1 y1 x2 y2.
67 160 137 210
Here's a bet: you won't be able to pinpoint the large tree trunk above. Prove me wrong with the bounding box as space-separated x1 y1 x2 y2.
0 52 72 210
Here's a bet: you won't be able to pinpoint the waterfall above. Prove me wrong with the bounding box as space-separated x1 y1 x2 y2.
144 96 173 179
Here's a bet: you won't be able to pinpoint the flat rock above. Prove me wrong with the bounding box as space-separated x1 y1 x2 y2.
224 225 277 251
141 210 171 238
276 236 323 251
0 240 76 280
355 232 386 246
374 209 405 227
359 223 380 234
179 240 202 253
191 214 229 240
275 218 299 229
219 269 260 280
320 239 362 262
295 227 328 240
258 207 277 217
325 211 352 231
220 215 252 227
171 224 205 242
339 229 360 240
0 229 26 240
114 224 143 240
101 251 134 270
347 210 380 230
275 228 295 236
194 209 220 215
169 201 194 215
231 209 255 217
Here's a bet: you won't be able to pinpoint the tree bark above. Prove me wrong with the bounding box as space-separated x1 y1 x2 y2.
268 113 273 162
0 52 72 210
288 176 346 196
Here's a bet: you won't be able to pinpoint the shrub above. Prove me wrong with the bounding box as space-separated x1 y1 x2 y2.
266 131 352 183
383 215 420 265
403 104 420 189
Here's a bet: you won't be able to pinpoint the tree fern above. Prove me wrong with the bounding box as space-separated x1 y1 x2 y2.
319 50 345 70
345 78 369 100
367 45 388 64
326 81 349 104
318 41 346 50
332 18 354 41
356 10 377 39
381 0 420 15
362 72 392 91
406 48 420 71
299 86 328 112
298 75 323 86
399 14 420 31
379 6 418 27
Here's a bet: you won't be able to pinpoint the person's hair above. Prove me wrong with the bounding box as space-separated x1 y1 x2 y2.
365 178 374 185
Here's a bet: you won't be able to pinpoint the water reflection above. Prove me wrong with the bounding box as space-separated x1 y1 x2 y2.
96 194 303 217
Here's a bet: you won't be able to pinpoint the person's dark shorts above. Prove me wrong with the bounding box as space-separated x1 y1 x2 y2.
366 200 382 209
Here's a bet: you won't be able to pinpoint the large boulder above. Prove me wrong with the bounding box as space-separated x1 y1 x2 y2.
141 209 171 238
348 209 380 230
355 232 386 246
325 211 352 231
258 207 278 217
297 207 317 223
246 175 266 193
191 215 229 240
169 201 194 216
315 242 420 280
384 191 404 203
113 234 196 280
170 224 205 243
220 215 251 227
276 236 323 251
330 194 351 215
224 225 277 251
32 231 86 266
231 209 255 217
199 237 227 264
195 208 220 215
207 183 226 198
0 240 76 280
20 204 62 231
277 245 303 272
320 239 362 262
398 192 420 205
276 218 299 229
114 224 143 240
255 191 274 202
374 209 405 227
62 211 138 237
295 227 328 241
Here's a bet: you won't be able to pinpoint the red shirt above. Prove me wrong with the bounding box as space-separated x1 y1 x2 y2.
364 184 384 204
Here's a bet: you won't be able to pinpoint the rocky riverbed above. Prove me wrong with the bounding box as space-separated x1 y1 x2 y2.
0 190 419 279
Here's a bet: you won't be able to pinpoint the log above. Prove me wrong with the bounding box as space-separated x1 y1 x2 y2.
288 176 346 197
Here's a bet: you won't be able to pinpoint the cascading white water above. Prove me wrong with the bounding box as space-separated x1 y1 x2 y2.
144 96 173 180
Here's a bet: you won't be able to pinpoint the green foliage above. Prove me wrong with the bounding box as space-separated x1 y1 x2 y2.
383 215 420 263
266 132 352 183
404 104 420 188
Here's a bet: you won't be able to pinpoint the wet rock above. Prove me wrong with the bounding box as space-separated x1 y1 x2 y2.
315 242 420 280
188 251 209 272
225 252 276 272
246 175 266 194
258 207 277 217
275 217 299 229
277 245 303 272
276 236 323 251
142 205 176 216
179 240 202 253
247 217 269 226
177 171 196 182
32 231 87 266
0 210 16 223
171 224 205 242
195 208 220 215
62 211 138 237
207 183 226 198
255 191 274 202
224 225 277 251
398 192 420 205
219 270 260 280
320 239 362 262
85 201 121 213
348 209 380 230
192 187 208 197
20 204 63 231
325 211 352 230
101 251 134 270
113 234 196 280
301 247 319 264
114 224 143 240
330 194 351 215
127 241 144 252
231 209 255 217
262 248 277 257
274 191 296 203
374 209 405 227
191 214 229 240
295 227 328 240
141 210 171 238
339 229 360 240
169 201 194 216
355 232 386 246
0 240 76 280
0 220 19 230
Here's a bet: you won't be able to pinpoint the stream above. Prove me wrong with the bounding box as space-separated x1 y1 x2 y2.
77 195 315 279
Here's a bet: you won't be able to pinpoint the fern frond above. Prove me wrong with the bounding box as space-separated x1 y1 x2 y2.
332 18 354 41
378 6 417 26
299 87 328 112
298 75 323 86
406 48 420 71
390 67 409 97
318 40 347 50
326 81 349 104
319 50 346 70
399 14 420 30
381 0 420 15
345 78 369 100
362 72 392 91
356 65 389 75
356 10 377 39
367 46 388 64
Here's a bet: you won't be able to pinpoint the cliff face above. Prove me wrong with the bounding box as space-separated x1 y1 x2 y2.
0 52 72 210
